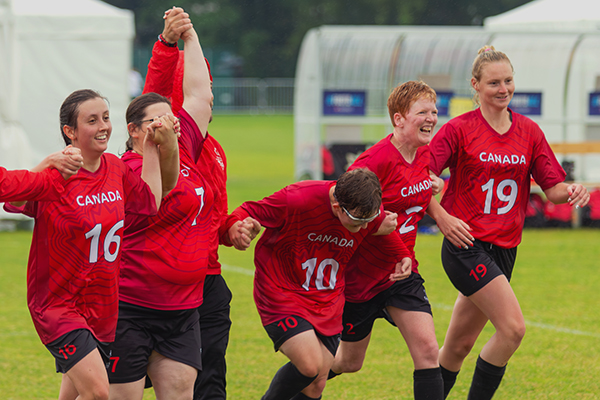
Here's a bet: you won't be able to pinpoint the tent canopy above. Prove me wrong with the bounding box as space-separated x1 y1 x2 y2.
0 0 134 170
484 0 600 31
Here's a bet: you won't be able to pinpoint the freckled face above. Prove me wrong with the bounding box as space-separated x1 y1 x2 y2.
397 98 438 147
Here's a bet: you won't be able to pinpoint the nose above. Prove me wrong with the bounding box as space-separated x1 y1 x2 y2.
499 82 507 93
359 222 369 230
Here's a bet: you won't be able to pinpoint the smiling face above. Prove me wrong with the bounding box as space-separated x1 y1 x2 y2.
65 97 111 158
472 61 514 111
395 97 438 147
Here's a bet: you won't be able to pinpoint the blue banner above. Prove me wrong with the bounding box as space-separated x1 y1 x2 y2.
509 92 542 115
323 91 366 116
436 91 453 117
589 92 600 116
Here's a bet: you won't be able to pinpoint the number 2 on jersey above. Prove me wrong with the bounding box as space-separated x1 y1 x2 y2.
301 258 340 291
481 178 518 214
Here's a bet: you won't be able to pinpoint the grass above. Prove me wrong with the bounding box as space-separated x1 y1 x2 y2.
1 114 599 399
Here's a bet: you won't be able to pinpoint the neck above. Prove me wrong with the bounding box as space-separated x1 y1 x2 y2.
82 155 102 173
480 104 511 134
391 132 418 163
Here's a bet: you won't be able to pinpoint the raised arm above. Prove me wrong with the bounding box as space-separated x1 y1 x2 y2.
180 27 212 136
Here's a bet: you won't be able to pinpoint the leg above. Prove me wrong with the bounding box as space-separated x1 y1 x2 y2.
438 292 489 398
108 378 145 400
439 293 489 372
61 349 110 400
292 339 335 399
261 330 324 400
58 375 78 400
147 351 198 400
469 276 526 367
330 333 372 374
389 307 443 400
194 275 232 400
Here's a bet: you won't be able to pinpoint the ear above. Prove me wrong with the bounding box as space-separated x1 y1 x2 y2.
393 112 404 128
63 125 76 141
127 122 140 138
471 77 479 91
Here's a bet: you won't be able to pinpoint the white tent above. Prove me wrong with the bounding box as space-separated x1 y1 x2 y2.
0 0 134 172
484 0 600 31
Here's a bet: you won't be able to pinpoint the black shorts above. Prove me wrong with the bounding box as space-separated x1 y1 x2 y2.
46 329 110 374
106 302 202 384
341 273 432 342
441 238 517 297
264 315 340 357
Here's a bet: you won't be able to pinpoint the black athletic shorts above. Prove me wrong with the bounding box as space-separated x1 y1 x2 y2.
106 302 202 384
341 273 432 342
46 329 110 374
264 315 340 357
441 238 517 297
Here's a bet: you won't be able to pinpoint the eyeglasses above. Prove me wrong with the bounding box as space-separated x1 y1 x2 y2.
341 206 381 223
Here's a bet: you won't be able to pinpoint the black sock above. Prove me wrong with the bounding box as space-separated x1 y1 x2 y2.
261 362 318 400
327 369 341 380
440 365 460 399
413 367 443 400
291 393 322 400
467 355 506 400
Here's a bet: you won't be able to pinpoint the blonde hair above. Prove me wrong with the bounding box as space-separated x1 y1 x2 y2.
471 45 514 105
387 81 437 126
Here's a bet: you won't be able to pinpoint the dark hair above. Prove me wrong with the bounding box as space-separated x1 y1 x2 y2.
334 168 382 219
59 89 106 145
387 81 437 126
125 92 172 151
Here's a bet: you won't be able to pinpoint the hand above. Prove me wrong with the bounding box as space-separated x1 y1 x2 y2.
389 257 412 281
162 7 193 44
567 183 590 208
43 145 83 180
378 210 398 235
228 218 262 251
430 174 444 196
436 212 474 249
145 114 177 146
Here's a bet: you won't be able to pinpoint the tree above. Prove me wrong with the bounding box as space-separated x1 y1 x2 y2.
103 0 533 78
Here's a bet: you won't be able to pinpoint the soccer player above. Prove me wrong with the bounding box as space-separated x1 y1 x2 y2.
106 20 216 400
4 88 178 400
225 168 412 400
429 45 590 399
330 81 454 399
141 7 259 399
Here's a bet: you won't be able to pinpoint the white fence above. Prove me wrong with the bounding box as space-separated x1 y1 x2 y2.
212 78 294 114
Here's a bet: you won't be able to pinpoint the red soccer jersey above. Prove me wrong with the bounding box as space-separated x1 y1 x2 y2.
345 135 432 302
429 108 566 248
4 154 157 344
120 109 214 310
143 42 229 276
227 181 410 336
0 167 66 202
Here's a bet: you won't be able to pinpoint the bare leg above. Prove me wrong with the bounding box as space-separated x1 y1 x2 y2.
60 349 110 400
147 351 198 400
330 333 372 373
108 377 145 400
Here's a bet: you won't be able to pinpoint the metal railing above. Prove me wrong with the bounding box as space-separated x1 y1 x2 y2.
212 78 294 114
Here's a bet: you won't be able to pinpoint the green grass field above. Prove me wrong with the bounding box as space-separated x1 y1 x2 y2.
1 115 599 399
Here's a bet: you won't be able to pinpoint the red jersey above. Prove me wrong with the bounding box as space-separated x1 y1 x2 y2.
120 109 214 310
4 154 157 344
345 135 432 302
0 167 66 202
143 41 229 276
226 181 410 336
429 108 566 248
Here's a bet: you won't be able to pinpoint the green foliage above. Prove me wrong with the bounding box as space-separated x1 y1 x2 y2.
103 0 533 77
1 115 599 399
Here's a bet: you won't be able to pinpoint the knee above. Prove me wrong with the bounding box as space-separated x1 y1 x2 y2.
501 320 526 349
417 339 441 367
448 336 477 359
90 385 110 400
340 358 364 374
295 363 321 379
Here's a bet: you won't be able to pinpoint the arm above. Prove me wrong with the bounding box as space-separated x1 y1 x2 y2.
544 182 590 208
180 27 212 136
373 210 398 236
145 115 179 199
426 196 473 249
